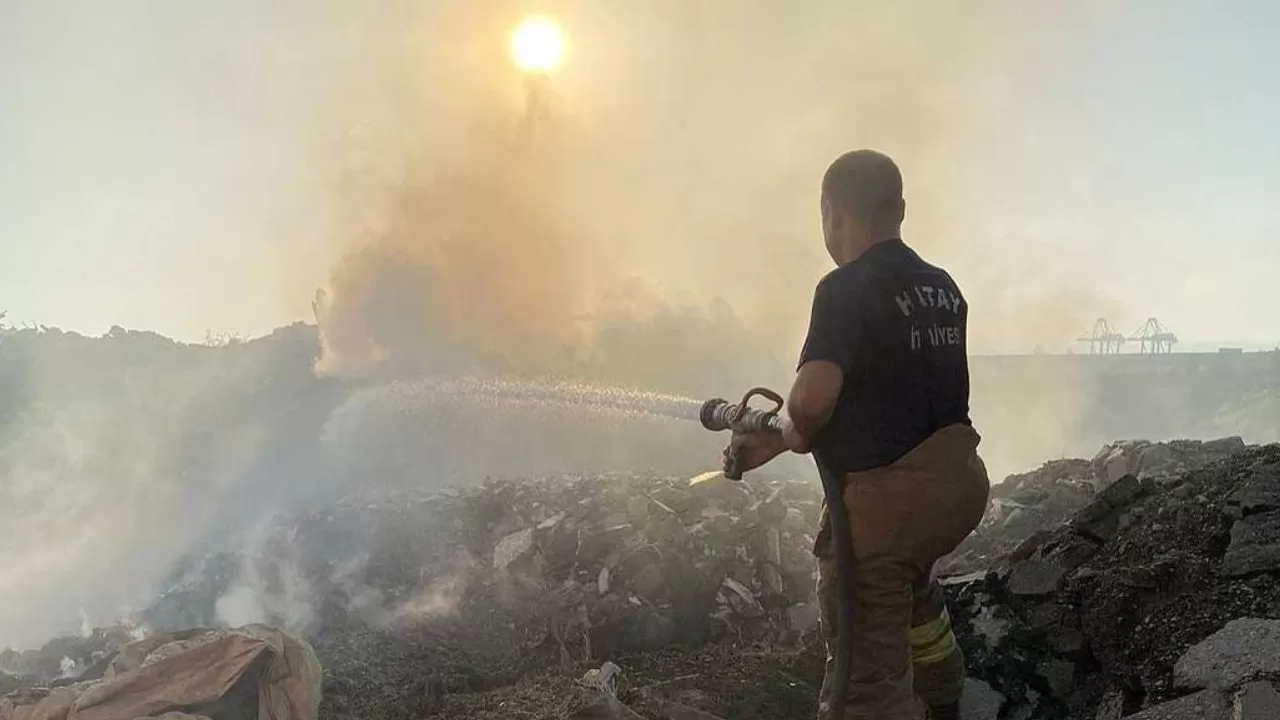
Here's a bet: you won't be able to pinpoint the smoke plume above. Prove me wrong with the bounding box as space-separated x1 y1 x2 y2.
311 1 1118 385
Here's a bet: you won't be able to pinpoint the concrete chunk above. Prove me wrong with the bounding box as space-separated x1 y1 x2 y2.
493 528 535 571
1174 618 1280 690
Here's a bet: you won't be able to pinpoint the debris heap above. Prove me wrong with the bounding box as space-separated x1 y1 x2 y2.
942 437 1248 574
5 438 1278 720
948 442 1280 719
140 471 827 719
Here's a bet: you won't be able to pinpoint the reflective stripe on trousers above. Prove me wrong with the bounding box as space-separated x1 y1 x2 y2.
811 424 990 720
909 606 957 666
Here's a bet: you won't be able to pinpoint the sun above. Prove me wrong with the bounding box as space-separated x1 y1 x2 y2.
509 15 567 74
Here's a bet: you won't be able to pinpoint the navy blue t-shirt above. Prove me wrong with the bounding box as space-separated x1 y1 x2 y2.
797 239 971 474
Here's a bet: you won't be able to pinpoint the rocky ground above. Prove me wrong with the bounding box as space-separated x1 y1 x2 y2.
949 440 1280 718
3 437 1279 719
940 437 1248 574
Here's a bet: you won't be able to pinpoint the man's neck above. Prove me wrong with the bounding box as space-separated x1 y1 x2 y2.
841 233 902 264
870 227 903 245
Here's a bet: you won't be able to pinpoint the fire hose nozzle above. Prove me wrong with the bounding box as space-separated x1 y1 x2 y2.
698 397 731 431
699 388 787 480
699 397 784 434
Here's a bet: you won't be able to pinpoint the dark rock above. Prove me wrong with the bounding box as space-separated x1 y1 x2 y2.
1099 474 1145 511
1173 618 1280 690
940 571 994 587
1007 559 1067 597
1220 511 1280 576
1021 602 1073 633
1037 657 1076 698
1076 514 1123 543
1075 499 1116 527
1041 532 1102 571
1072 475 1148 543
1122 689 1228 719
959 677 1003 719
1094 689 1125 720
1051 627 1086 656
1233 681 1280 720
1228 470 1280 518
1007 531 1052 563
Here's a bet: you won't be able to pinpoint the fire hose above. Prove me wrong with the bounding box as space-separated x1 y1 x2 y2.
700 388 853 720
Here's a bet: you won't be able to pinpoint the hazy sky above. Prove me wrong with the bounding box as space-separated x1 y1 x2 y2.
2 0 1277 351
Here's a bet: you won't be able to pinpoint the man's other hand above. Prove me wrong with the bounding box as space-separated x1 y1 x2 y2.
723 431 788 476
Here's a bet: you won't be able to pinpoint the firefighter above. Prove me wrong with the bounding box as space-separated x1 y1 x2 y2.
724 150 990 720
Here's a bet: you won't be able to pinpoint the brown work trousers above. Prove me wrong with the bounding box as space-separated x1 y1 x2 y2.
813 424 990 720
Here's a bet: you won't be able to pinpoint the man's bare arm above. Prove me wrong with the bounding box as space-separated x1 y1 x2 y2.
783 360 844 453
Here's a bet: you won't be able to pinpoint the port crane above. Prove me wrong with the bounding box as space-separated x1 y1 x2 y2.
1076 318 1127 354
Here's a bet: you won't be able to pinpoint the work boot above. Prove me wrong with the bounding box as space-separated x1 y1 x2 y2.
927 702 960 720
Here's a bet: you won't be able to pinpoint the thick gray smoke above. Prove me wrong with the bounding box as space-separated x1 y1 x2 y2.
311 0 1117 384
308 0 1126 478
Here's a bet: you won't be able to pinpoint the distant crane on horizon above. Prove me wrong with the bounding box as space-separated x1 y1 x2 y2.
1129 317 1178 354
1076 318 1127 354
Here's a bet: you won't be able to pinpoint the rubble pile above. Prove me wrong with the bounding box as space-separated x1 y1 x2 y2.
6 439 1279 719
0 626 139 689
137 471 827 719
942 437 1247 574
1089 436 1248 484
946 443 1280 719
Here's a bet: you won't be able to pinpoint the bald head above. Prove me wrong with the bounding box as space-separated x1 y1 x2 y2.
821 149 905 228
819 150 906 264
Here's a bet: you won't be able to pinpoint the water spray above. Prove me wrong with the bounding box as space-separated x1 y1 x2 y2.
699 386 855 720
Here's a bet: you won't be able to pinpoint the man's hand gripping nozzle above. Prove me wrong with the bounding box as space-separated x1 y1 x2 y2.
698 387 786 480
